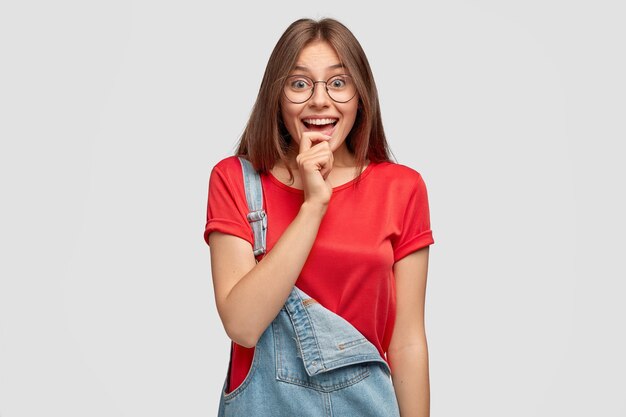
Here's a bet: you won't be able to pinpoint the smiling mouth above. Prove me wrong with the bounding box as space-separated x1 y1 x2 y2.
301 118 338 134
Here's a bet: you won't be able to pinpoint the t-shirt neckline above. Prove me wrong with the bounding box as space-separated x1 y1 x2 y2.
265 161 376 194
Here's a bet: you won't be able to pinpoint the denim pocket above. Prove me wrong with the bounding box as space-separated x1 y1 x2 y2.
273 309 371 392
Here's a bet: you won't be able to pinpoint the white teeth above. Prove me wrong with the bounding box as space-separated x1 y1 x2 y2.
302 118 338 125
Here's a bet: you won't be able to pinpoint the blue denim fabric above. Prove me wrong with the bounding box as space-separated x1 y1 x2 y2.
216 158 400 416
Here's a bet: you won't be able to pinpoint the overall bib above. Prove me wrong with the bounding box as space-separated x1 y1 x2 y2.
216 157 401 417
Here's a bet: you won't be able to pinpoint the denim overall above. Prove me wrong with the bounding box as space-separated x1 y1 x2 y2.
216 157 401 417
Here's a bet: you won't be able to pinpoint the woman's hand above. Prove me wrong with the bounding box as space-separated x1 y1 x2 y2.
296 132 334 207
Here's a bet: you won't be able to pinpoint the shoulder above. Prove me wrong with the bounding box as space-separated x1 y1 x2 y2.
371 161 427 191
210 155 245 181
208 155 247 194
211 155 244 175
375 161 424 179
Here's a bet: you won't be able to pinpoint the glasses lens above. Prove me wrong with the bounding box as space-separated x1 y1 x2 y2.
284 76 313 103
326 75 356 103
283 74 357 103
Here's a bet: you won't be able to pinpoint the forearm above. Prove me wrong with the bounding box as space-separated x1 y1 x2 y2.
224 201 326 347
389 342 430 417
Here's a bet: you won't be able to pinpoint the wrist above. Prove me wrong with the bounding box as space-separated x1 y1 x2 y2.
299 200 328 220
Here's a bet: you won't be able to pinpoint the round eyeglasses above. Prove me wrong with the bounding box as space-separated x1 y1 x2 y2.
283 74 357 104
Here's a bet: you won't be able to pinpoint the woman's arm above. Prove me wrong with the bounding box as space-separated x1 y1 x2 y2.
209 134 334 348
388 246 431 417
209 201 326 348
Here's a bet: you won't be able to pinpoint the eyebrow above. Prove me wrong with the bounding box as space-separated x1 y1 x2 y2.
293 63 346 72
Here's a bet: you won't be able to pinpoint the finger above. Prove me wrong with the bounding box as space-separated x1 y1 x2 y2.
299 133 332 155
301 147 333 179
299 141 332 167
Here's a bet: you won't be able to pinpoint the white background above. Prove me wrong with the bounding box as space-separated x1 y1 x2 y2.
1 1 625 416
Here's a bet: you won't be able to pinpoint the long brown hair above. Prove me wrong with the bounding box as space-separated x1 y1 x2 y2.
235 18 395 184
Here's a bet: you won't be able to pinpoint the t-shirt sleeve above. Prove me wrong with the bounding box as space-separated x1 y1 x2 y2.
391 173 435 262
203 161 254 248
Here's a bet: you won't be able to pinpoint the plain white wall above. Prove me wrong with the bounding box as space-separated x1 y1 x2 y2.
1 1 624 416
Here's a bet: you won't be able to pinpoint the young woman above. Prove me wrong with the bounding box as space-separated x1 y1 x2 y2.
204 17 434 417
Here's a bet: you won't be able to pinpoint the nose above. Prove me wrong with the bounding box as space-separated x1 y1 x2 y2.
309 81 331 107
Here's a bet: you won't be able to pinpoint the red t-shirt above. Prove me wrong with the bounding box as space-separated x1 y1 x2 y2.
204 155 434 393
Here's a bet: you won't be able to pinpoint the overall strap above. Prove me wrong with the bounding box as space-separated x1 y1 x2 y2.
238 156 267 258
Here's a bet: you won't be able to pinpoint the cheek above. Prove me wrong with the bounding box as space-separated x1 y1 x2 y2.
340 103 359 129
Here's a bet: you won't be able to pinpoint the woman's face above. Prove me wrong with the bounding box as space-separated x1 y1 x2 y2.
280 40 359 157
